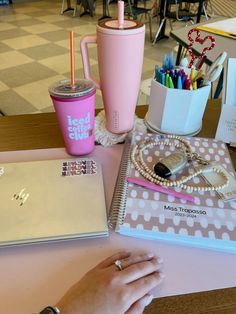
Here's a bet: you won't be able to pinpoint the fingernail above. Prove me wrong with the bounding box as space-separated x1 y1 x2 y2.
159 272 165 279
158 257 164 264
145 294 153 306
146 252 154 258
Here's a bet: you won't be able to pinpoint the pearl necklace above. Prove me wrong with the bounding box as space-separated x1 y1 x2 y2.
131 134 229 192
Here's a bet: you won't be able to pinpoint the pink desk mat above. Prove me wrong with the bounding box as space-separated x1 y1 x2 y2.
0 146 235 314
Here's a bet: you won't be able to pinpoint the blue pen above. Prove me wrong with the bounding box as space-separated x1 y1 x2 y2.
159 69 164 84
159 71 163 84
162 54 167 71
165 56 169 70
172 72 176 84
169 51 174 69
155 66 161 83
161 72 165 86
177 75 182 89
154 65 159 81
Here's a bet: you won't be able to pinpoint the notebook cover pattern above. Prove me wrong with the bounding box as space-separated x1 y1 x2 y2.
110 132 236 252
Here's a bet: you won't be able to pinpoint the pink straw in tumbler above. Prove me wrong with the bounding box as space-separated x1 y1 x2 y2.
118 1 124 29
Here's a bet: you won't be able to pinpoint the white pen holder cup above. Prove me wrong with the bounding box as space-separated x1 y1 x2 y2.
145 80 211 136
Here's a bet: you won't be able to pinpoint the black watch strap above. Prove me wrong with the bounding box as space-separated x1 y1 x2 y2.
39 306 60 314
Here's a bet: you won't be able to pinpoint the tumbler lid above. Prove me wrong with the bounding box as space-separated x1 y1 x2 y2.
98 19 143 31
49 79 95 98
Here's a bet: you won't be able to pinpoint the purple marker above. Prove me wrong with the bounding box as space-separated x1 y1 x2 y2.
182 74 187 88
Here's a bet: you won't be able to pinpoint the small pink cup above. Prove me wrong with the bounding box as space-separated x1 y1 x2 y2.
49 79 96 156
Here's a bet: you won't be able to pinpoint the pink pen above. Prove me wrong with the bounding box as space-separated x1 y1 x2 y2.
126 177 195 203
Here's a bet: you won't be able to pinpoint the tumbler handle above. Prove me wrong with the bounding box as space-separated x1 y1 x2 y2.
80 36 100 89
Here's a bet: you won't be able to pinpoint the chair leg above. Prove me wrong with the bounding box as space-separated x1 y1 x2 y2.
175 44 182 66
73 0 77 16
93 0 96 16
106 0 110 17
214 69 224 99
137 90 142 106
208 0 215 17
74 1 83 17
61 0 74 14
148 14 152 42
203 0 214 19
182 47 188 59
61 0 65 14
202 4 208 20
169 19 173 31
78 2 83 16
152 17 166 45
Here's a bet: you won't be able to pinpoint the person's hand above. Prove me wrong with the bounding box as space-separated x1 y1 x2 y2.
56 251 164 314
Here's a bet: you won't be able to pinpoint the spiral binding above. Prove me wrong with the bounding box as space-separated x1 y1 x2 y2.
108 132 133 229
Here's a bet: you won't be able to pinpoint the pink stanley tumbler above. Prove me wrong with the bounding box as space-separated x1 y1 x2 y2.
49 79 96 156
80 1 145 134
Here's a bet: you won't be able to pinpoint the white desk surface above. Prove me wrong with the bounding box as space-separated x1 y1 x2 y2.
0 145 235 314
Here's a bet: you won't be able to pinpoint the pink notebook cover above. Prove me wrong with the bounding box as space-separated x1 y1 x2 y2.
111 132 236 252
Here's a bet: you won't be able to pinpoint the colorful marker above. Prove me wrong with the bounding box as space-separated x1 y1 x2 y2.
177 75 182 89
169 76 174 88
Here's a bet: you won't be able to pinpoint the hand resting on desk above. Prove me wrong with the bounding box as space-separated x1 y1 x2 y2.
55 251 164 314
